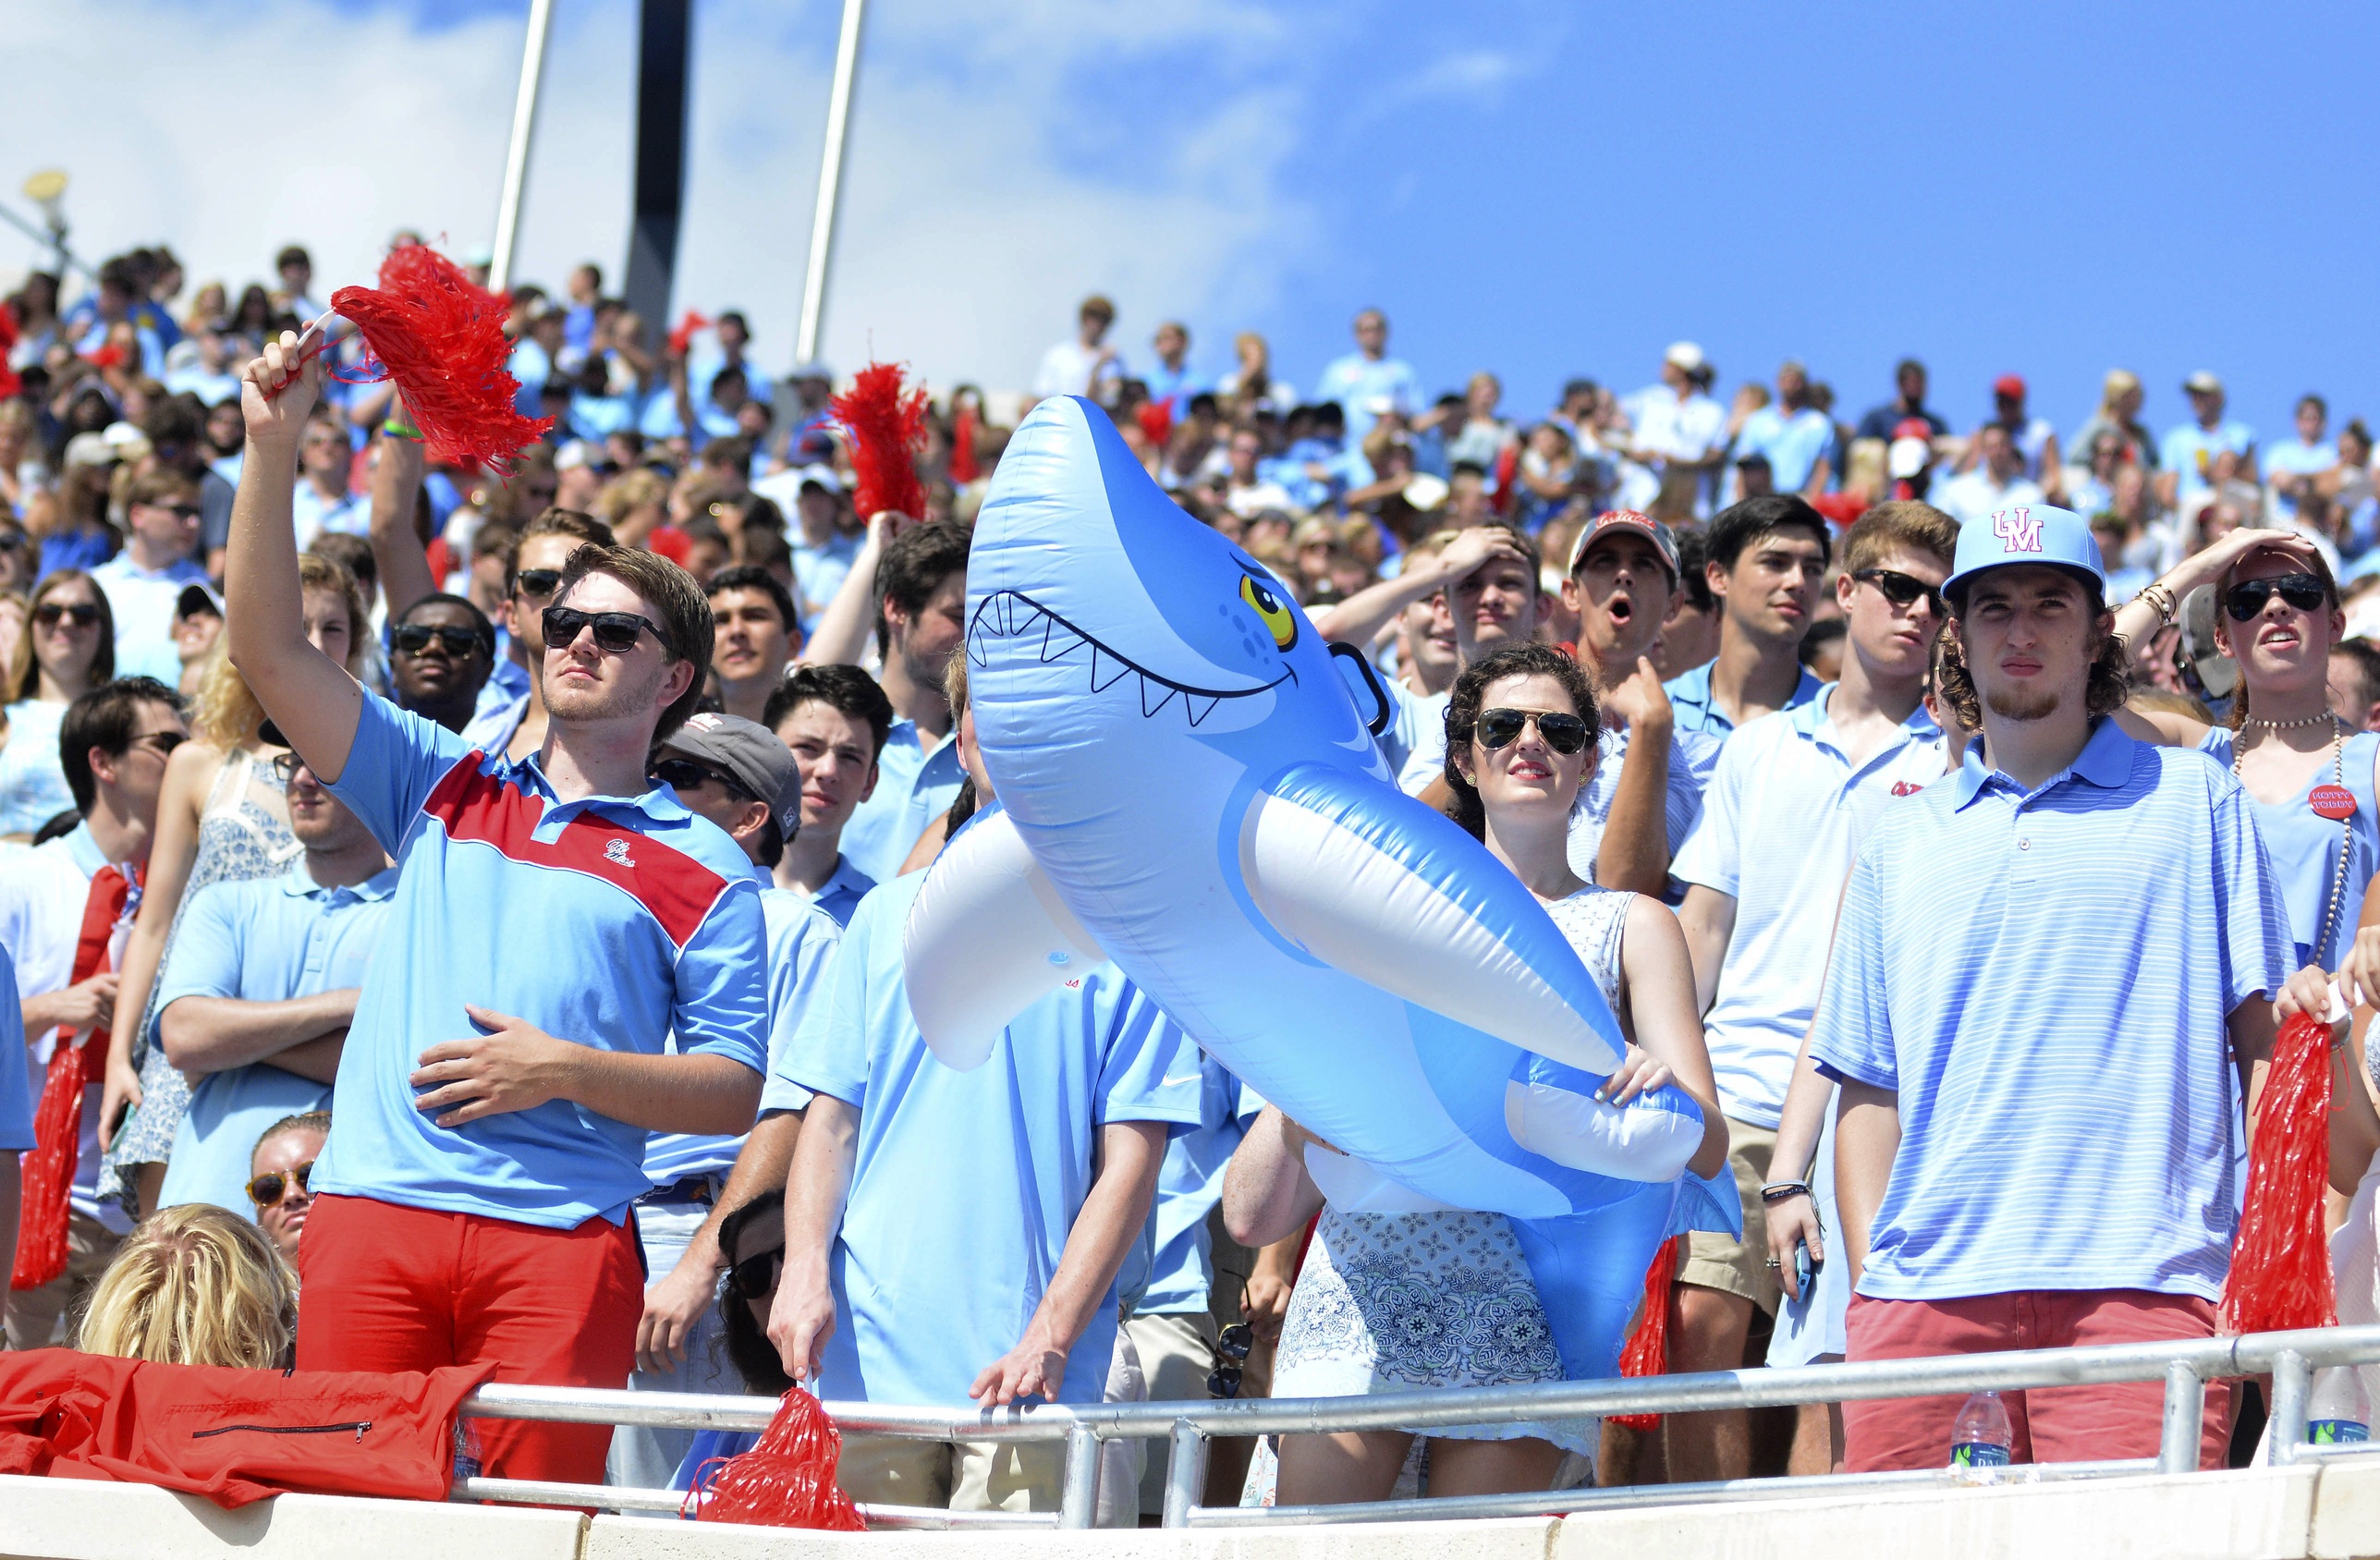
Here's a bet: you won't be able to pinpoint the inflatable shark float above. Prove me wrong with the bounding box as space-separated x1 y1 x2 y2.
904 396 1734 1378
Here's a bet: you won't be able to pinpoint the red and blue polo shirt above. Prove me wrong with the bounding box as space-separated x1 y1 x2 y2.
315 692 769 1228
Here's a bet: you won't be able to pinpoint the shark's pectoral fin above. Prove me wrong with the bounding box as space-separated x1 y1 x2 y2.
902 806 1105 1070
1238 763 1627 1075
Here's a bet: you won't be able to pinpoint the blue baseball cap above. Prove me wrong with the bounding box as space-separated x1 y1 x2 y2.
1942 502 2105 608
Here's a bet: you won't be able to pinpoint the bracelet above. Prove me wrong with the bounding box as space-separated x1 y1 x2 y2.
2138 580 2179 628
1759 1181 1811 1203
382 416 423 442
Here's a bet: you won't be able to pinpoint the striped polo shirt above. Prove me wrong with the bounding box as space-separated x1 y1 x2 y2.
1810 717 2289 1303
316 692 770 1229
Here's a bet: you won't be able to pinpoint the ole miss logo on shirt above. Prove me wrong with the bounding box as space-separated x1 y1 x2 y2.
1891 780 1926 797
1991 506 2044 554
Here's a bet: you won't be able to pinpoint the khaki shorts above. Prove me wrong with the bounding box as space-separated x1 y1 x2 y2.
836 1433 1068 1513
1678 1116 1784 1316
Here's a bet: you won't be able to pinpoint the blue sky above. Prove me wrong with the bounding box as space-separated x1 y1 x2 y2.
12 0 2379 445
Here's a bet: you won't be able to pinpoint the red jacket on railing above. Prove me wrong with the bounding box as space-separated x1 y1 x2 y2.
0 1348 495 1507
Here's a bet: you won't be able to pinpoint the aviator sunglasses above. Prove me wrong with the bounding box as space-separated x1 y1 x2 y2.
1852 567 1945 616
2223 573 2327 622
247 1160 314 1207
543 605 665 655
1477 707 1592 756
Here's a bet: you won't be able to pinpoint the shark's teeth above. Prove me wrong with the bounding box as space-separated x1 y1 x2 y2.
1140 675 1179 717
997 596 1021 634
1185 693 1220 725
1042 618 1085 662
968 620 995 667
1090 646 1132 692
1012 604 1045 638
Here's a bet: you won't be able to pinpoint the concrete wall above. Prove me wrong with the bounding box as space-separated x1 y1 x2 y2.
7 1467 2380 1560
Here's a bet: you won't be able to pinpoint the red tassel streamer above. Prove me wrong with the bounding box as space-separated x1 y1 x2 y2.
831 362 929 523
1608 1234 1685 1432
2223 1011 2338 1335
949 405 980 486
10 1037 100 1289
326 245 552 473
682 1387 868 1530
1136 399 1173 452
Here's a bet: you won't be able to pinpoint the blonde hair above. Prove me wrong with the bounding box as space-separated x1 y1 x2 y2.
596 469 669 526
77 1204 297 1370
191 555 366 748
2101 369 2141 415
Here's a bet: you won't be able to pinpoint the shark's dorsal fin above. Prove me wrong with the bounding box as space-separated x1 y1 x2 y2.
1237 763 1628 1076
902 806 1106 1070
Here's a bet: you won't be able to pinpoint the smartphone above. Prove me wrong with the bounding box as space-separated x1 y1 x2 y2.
1793 1241 1819 1298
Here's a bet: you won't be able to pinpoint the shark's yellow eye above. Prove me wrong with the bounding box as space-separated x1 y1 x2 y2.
1239 573 1298 651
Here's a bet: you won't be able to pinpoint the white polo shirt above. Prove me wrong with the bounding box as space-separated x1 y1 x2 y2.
1671 688 1948 1127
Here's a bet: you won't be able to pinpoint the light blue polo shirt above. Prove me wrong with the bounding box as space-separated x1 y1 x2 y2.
2265 438 2338 522
784 866 1203 1407
837 719 967 885
644 887 843 1182
1663 660 1826 737
1809 719 2289 1302
2159 419 2256 499
786 854 874 929
153 860 398 1219
1124 1057 1259 1317
1672 690 1947 1127
317 692 770 1228
0 949 30 1152
788 531 861 633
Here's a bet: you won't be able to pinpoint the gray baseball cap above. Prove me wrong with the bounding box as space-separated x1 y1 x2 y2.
657 712 802 835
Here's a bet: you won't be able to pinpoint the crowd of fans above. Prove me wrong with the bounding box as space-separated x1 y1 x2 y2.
2 239 2379 1519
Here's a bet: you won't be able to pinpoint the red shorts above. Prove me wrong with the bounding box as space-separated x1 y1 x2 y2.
296 1193 643 1486
1841 1288 2230 1473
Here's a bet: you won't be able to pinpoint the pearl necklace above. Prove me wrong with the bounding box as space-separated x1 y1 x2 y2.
2235 713 2352 960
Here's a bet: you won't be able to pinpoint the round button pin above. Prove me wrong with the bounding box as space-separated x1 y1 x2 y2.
2312 785 2358 820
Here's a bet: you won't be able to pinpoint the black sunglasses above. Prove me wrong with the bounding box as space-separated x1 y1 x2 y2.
543 604 664 656
1477 707 1592 755
652 756 752 800
269 752 321 786
33 602 102 628
1853 567 1945 616
726 1245 784 1303
393 623 486 659
513 567 564 601
154 503 204 521
2224 573 2327 622
247 1160 313 1206
1207 1322 1254 1399
0 532 26 552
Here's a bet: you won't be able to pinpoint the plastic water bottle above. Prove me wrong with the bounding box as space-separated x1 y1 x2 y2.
452 1419 484 1484
2309 1368 2372 1445
1949 1390 2014 1469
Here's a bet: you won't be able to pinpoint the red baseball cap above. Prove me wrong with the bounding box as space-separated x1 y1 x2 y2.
1993 373 2026 399
1565 509 1679 582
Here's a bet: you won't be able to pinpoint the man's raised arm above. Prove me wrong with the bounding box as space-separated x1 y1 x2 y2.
227 333 365 782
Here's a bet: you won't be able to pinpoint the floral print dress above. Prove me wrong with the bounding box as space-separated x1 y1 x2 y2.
1266 884 1635 1456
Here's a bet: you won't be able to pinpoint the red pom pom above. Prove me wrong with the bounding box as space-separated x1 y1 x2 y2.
683 1388 867 1530
831 362 929 523
1607 1234 1684 1432
2223 1011 2339 1335
669 311 712 358
329 245 552 472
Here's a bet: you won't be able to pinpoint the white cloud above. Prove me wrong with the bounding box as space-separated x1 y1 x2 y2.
0 0 1320 396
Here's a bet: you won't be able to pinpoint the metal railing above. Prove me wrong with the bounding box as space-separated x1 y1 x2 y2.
454 1322 2380 1530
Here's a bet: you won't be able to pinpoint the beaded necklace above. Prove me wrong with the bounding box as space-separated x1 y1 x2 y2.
2236 713 2353 960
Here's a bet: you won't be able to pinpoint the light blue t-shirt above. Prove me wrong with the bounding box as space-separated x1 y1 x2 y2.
1312 353 1422 441
1671 691 1946 1127
784 867 1203 1407
2159 419 2257 500
2195 727 2379 971
644 887 843 1181
317 691 770 1228
1733 405 1834 495
0 701 74 837
2264 438 2337 522
838 719 966 886
0 948 31 1152
1663 660 1826 737
1810 720 2289 1302
787 531 861 634
153 860 398 1219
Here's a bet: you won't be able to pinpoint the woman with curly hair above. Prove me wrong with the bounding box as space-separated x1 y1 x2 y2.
1222 640 1725 1506
77 1202 298 1370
